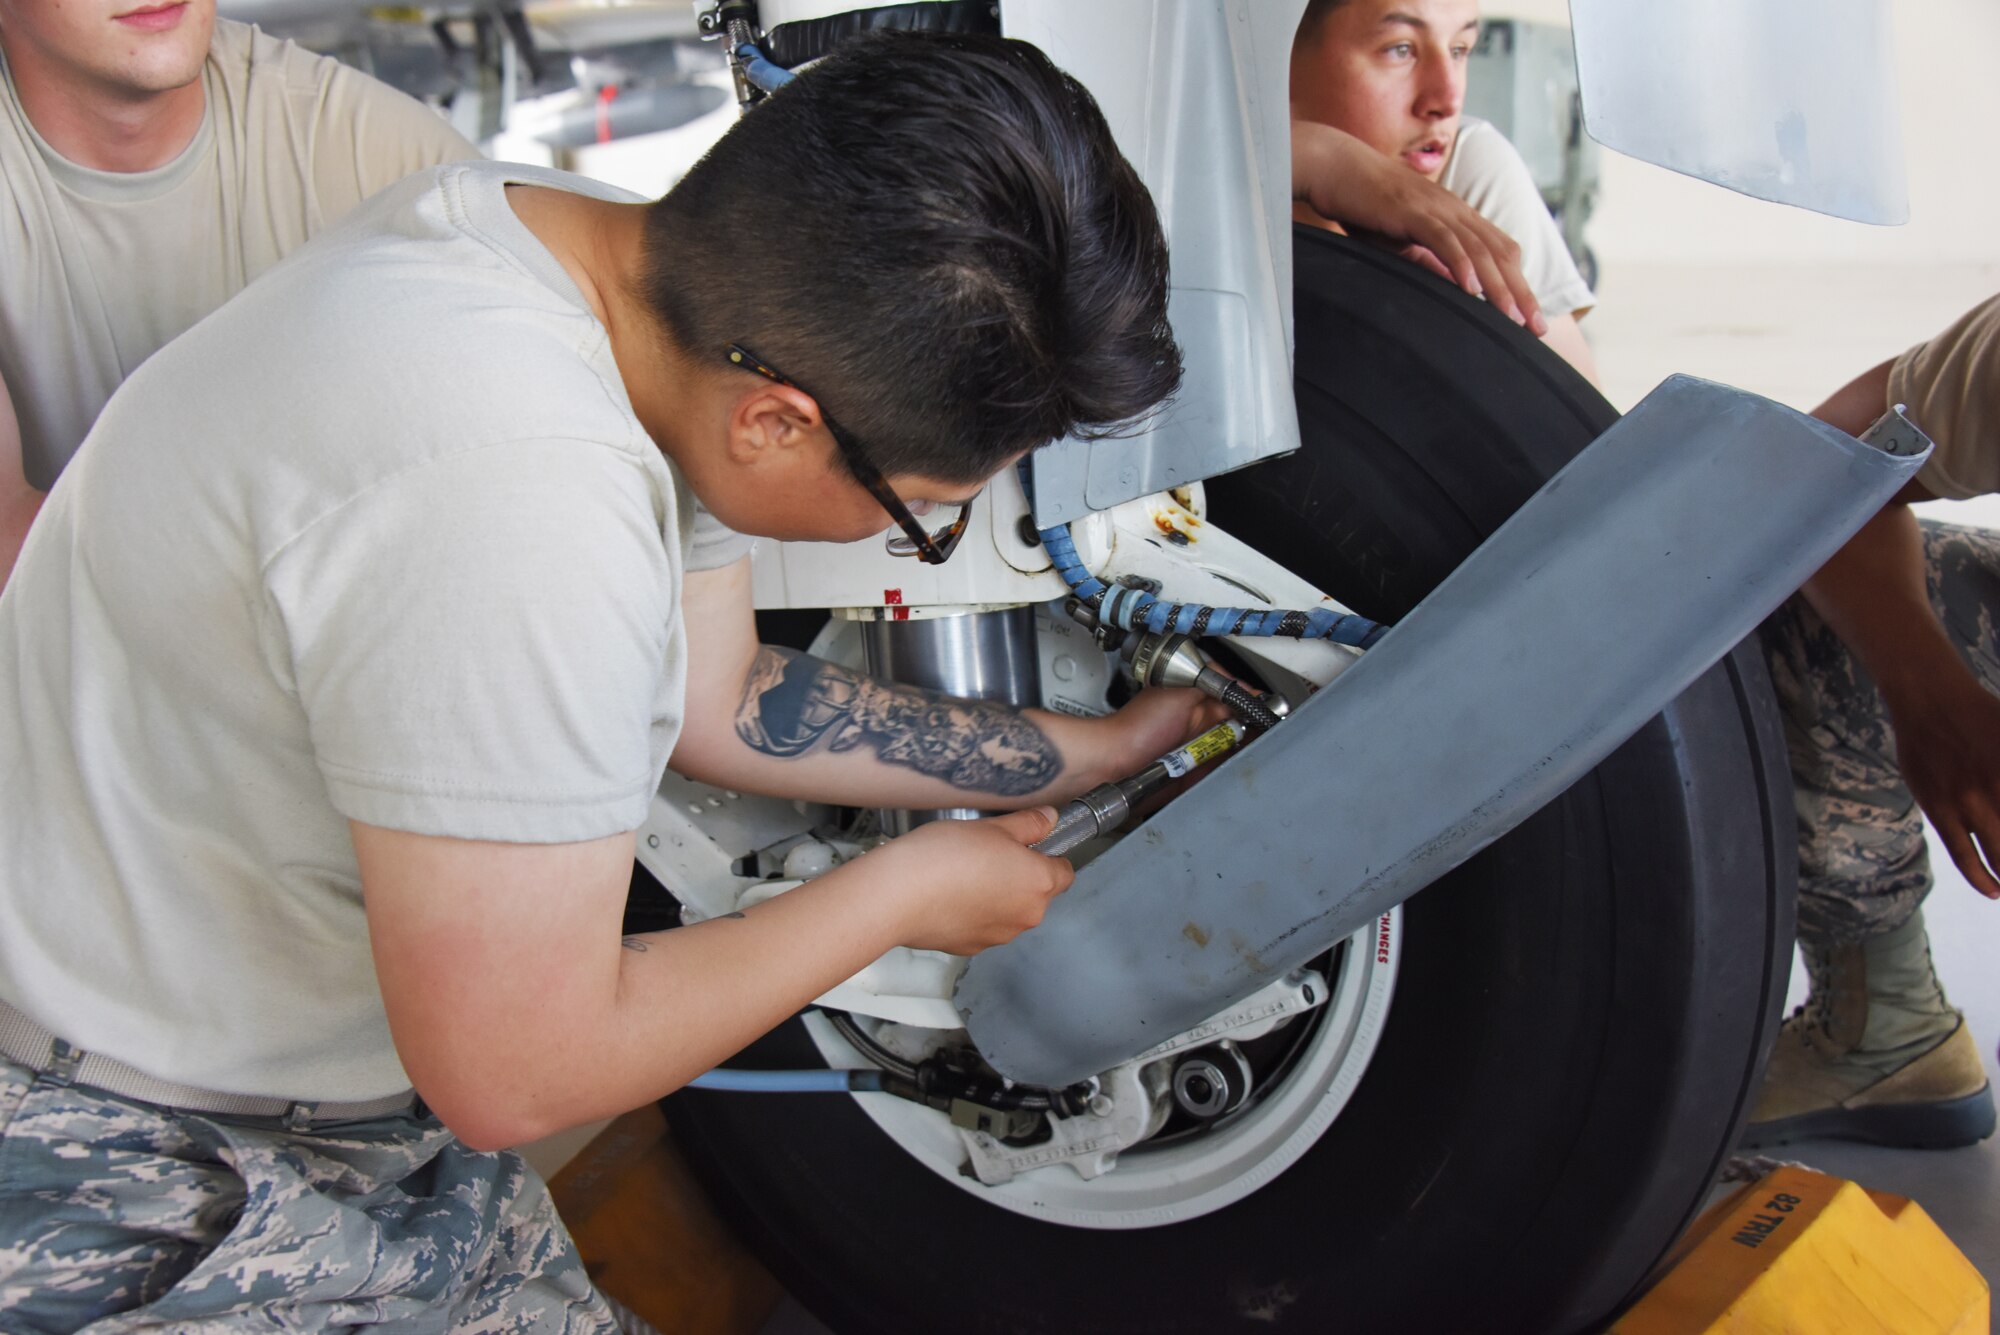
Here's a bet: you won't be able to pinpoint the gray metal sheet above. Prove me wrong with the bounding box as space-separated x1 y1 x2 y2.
1569 0 1908 225
1007 0 1306 525
956 376 1929 1086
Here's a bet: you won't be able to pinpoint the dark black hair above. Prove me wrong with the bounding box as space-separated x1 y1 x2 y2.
639 29 1180 485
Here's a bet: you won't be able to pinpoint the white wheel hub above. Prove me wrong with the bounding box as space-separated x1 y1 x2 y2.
805 907 1400 1230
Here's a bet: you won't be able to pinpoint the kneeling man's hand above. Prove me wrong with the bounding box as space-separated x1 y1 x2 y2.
1885 673 2000 901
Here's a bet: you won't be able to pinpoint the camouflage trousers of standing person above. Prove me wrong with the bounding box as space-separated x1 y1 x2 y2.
0 1055 619 1333
1759 518 2000 947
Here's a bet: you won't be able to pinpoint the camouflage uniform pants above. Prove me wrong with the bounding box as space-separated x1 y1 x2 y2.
0 1056 618 1333
1759 519 2000 946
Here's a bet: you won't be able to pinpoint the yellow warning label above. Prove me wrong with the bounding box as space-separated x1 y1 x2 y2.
1184 724 1238 768
1160 723 1243 779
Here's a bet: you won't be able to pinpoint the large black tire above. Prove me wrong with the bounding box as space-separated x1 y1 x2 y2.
662 228 1795 1333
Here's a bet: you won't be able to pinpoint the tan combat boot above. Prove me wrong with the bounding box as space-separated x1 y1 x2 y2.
1742 909 1995 1149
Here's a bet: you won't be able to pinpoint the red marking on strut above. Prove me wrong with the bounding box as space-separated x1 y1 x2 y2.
595 85 618 145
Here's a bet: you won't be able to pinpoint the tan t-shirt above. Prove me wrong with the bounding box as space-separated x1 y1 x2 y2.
1439 117 1595 321
1888 295 2000 500
0 18 478 487
0 161 752 1100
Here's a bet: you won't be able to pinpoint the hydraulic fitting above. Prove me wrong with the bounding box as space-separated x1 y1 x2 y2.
1126 632 1289 730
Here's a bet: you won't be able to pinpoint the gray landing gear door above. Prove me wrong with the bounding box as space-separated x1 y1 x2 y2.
1568 0 1908 225
956 378 1930 1088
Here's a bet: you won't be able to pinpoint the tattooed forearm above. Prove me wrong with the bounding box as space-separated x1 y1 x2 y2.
621 936 649 952
734 646 1062 797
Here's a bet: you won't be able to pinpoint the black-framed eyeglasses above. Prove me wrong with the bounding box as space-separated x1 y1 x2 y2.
726 343 973 565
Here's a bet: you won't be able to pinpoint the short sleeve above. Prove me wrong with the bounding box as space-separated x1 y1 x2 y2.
309 54 482 219
1887 295 2000 501
1442 122 1595 320
263 439 680 843
688 498 755 571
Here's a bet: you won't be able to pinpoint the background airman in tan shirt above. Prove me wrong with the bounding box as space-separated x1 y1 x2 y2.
0 0 477 581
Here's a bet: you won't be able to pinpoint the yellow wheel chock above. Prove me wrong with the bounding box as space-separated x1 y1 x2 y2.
1612 1165 1988 1333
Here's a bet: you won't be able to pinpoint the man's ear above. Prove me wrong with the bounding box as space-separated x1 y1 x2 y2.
725 384 823 467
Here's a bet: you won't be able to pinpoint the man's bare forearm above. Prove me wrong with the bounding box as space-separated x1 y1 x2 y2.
1801 500 1960 700
1799 358 1966 707
360 807 1070 1150
581 856 919 1127
366 828 925 1151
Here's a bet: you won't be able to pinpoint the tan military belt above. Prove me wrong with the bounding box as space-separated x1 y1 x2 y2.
0 997 419 1129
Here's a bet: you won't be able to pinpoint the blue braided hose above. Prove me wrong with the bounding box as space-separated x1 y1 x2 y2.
1036 517 1387 649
